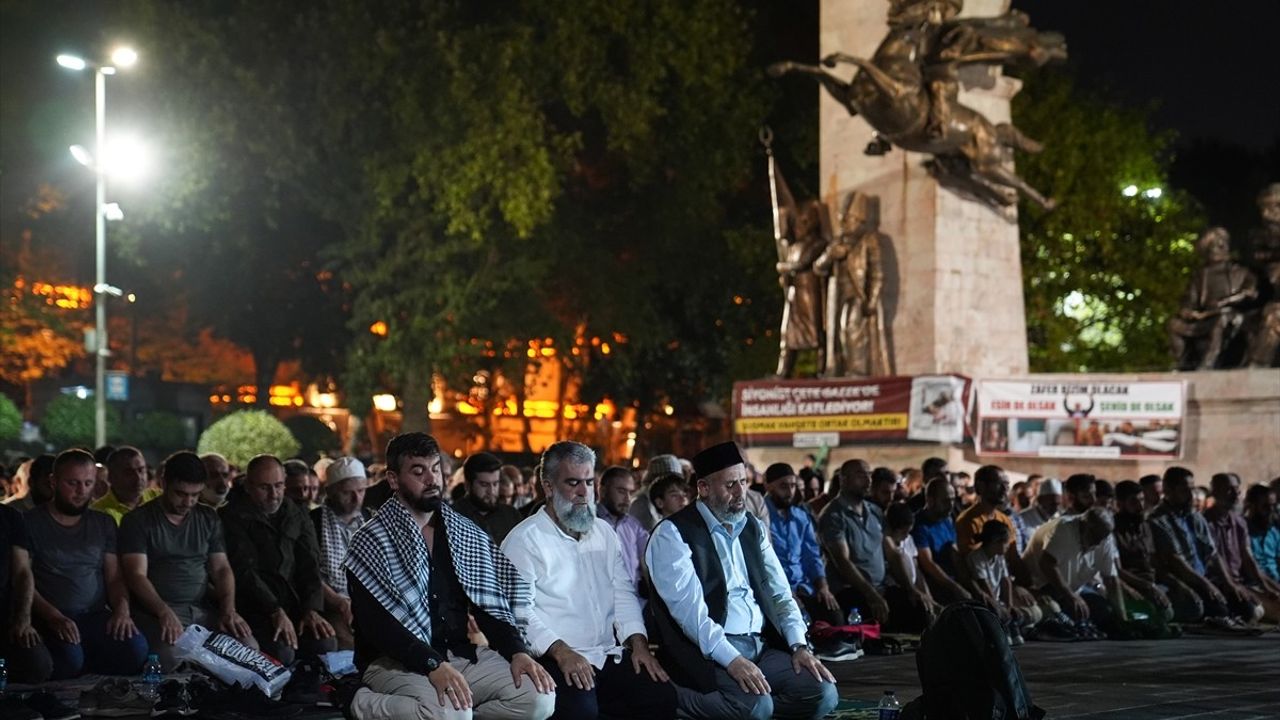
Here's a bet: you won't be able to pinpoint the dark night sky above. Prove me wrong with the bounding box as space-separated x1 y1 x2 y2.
1011 0 1280 152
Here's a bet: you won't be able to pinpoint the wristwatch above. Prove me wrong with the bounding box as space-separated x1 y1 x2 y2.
789 642 812 655
424 655 441 672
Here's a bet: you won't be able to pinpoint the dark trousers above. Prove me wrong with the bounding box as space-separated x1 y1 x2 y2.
795 590 832 626
247 611 338 666
674 635 837 720
834 585 930 632
38 609 150 679
0 634 54 684
539 650 677 720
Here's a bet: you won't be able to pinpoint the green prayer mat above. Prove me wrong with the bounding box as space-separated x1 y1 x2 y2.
829 698 882 718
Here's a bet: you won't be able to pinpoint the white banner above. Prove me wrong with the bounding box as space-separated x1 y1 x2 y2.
976 380 1186 460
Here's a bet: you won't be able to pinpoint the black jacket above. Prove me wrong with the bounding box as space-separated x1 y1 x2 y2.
220 495 324 618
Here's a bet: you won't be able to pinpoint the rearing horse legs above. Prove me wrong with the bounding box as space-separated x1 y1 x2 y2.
820 53 910 102
995 123 1044 153
976 159 1055 210
766 62 859 117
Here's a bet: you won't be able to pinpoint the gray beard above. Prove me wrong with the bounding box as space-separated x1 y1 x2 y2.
709 503 747 525
553 493 596 535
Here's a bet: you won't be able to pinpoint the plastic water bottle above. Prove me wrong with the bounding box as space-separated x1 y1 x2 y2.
878 690 901 720
141 654 164 700
0 657 8 698
847 607 862 626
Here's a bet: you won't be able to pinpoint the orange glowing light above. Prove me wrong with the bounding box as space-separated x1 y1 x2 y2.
369 321 388 336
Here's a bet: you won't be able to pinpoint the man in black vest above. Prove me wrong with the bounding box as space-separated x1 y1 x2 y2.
645 442 837 720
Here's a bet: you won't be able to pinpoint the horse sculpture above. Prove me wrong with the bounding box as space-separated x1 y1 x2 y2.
768 0 1065 212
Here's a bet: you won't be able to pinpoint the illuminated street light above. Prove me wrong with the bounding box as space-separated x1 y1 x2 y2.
70 138 150 182
111 47 138 68
56 54 87 70
70 144 93 167
102 135 151 182
1121 184 1139 197
57 47 141 447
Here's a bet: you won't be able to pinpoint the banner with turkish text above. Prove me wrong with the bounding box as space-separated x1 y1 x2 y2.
732 375 971 448
975 380 1185 459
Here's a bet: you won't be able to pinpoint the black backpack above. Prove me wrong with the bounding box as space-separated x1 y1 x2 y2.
908 602 1045 720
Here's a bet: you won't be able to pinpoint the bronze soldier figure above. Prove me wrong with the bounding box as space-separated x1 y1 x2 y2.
814 192 892 377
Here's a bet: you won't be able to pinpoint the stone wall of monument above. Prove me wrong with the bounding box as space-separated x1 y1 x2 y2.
742 369 1280 485
818 0 1030 379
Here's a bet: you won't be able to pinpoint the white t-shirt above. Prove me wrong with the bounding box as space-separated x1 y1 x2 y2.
885 535 919 588
1022 515 1117 590
966 547 1009 593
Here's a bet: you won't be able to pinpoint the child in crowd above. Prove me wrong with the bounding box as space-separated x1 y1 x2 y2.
966 520 1029 645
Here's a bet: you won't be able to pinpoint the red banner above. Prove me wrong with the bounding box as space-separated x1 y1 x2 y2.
732 375 971 448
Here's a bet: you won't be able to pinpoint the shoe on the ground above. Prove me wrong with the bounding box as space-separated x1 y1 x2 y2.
282 660 324 705
193 683 302 720
1073 621 1104 641
319 676 364 720
1026 619 1077 642
80 677 154 718
151 679 193 718
24 690 83 720
814 638 864 662
1008 630 1025 646
183 674 221 710
0 696 43 720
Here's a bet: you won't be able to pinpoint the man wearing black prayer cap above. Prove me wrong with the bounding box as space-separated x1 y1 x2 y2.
644 441 838 719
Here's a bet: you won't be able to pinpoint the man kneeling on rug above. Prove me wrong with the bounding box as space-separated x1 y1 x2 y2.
646 441 838 720
502 441 677 719
343 432 555 720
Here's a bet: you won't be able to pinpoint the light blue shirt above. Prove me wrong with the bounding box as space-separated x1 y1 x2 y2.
645 500 807 668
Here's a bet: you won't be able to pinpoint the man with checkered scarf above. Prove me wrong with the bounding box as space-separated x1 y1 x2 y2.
343 432 555 720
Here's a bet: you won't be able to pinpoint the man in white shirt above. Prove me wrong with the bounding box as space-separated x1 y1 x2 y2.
645 442 837 720
502 442 676 719
1023 507 1126 627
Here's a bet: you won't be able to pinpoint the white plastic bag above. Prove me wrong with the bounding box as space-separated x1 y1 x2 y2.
322 650 357 677
173 624 292 697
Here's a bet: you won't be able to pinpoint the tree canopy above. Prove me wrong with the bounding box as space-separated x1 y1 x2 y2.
1013 71 1204 372
113 0 799 437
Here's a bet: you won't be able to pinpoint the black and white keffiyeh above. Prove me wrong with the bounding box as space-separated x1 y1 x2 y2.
318 505 361 597
342 497 530 646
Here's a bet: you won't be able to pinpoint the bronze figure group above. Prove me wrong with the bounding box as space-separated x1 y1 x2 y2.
768 0 1065 213
765 133 893 379
1170 184 1280 370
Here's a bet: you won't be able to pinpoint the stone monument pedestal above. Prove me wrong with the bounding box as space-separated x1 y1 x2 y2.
742 369 1280 484
820 0 1029 378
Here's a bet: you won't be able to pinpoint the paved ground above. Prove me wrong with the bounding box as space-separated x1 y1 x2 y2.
831 631 1280 719
13 631 1279 718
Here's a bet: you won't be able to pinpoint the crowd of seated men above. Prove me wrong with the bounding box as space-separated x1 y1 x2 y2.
2 439 1278 720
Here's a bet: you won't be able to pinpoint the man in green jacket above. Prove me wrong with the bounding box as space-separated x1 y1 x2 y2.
220 454 337 665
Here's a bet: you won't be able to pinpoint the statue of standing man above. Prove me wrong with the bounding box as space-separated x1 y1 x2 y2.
815 192 893 377
766 132 828 377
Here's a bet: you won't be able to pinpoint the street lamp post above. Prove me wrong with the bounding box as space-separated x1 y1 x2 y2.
57 48 137 447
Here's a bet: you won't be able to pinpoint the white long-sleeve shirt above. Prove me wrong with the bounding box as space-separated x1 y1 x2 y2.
501 509 647 669
644 501 807 669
